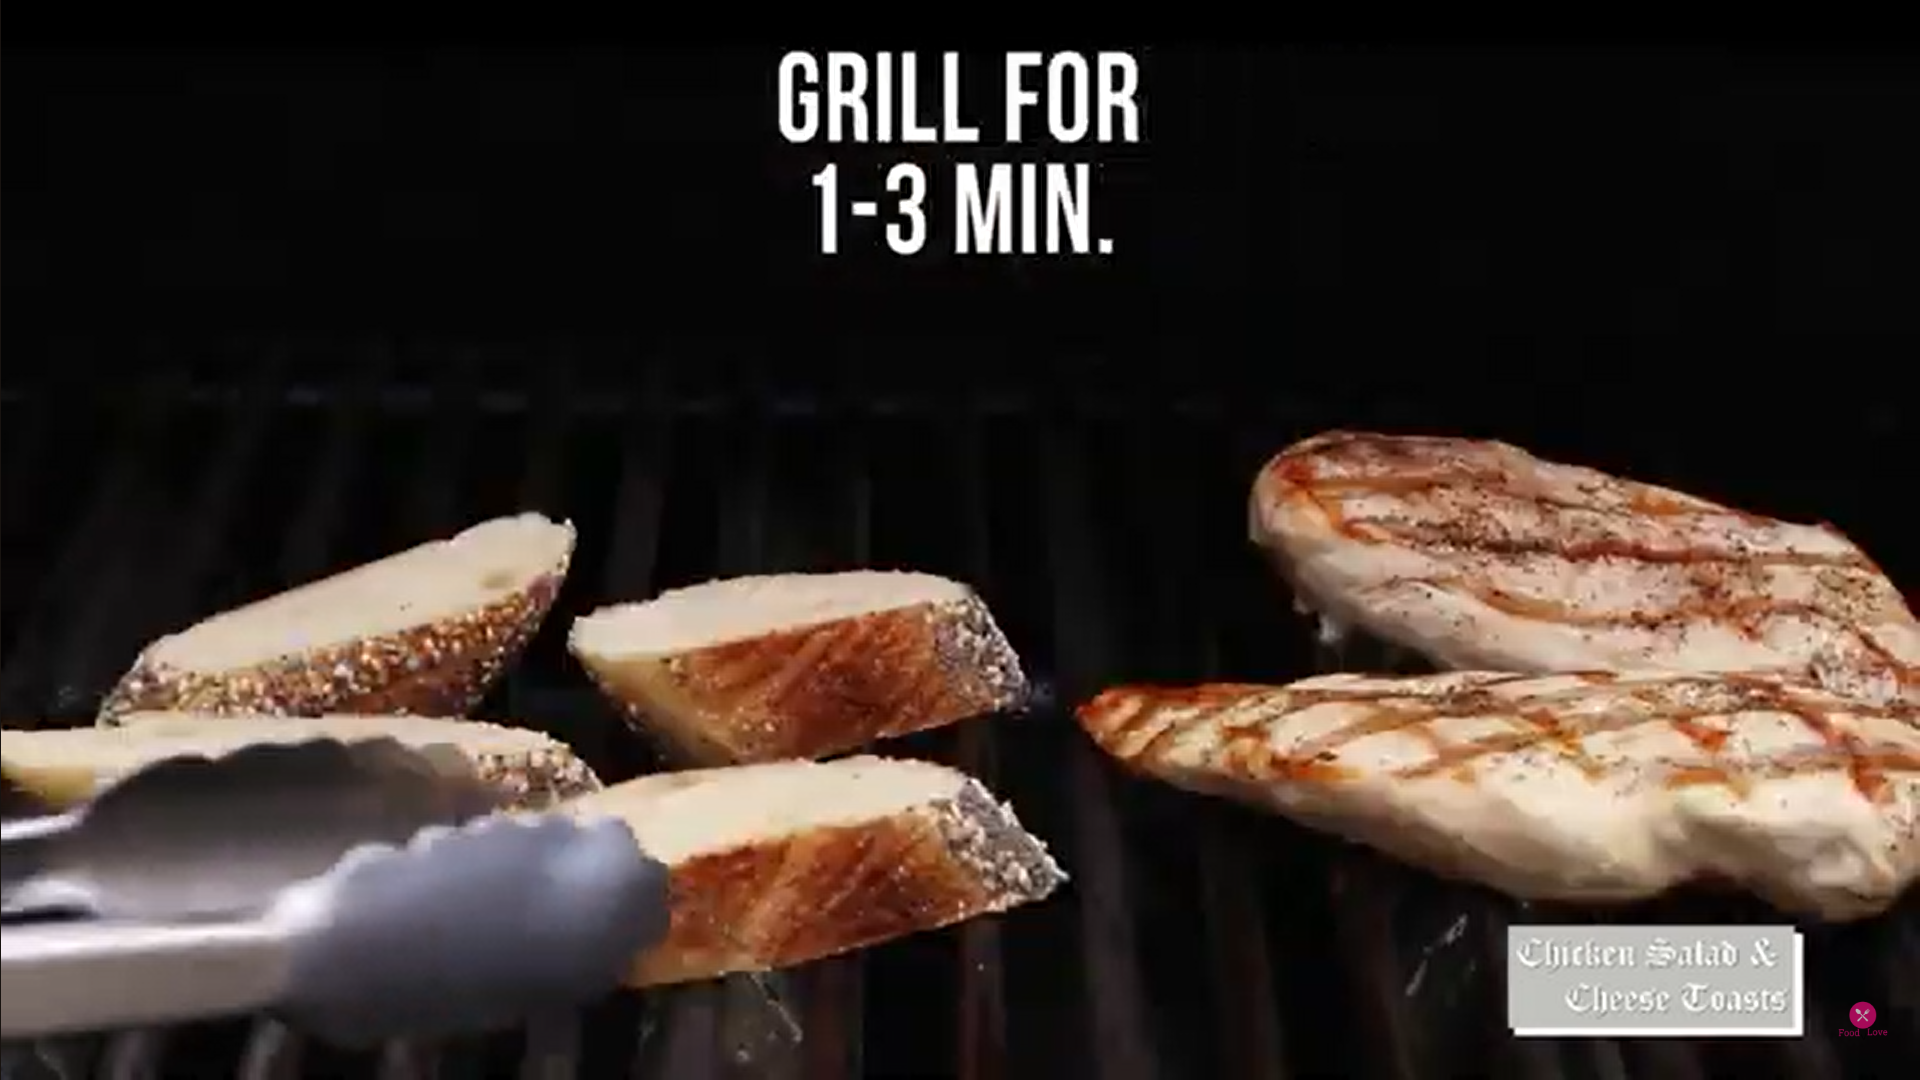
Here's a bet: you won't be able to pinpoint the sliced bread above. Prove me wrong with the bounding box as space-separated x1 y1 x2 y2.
569 571 1027 764
98 513 576 724
3 712 600 810
561 755 1065 986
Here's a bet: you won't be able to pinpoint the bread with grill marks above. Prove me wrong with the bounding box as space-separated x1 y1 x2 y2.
569 572 1027 765
560 755 1065 985
97 514 575 725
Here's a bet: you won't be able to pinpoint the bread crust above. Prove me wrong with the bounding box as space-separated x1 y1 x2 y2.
97 569 568 726
620 778 1065 986
572 592 1027 764
426 719 602 809
4 716 602 811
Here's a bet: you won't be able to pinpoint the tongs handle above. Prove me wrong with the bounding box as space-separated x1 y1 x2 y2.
0 814 76 908
275 814 669 1048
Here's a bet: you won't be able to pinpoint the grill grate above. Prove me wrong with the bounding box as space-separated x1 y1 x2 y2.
2 339 1916 1079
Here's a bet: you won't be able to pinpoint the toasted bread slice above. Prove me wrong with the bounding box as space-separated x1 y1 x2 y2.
569 572 1027 764
98 514 576 724
561 755 1063 986
2 712 601 810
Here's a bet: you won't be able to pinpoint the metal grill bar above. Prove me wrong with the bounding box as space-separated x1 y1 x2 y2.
690 381 771 1080
1619 1037 1709 1080
133 353 287 651
1892 920 1920 1026
99 1030 164 1080
1476 902 1570 1080
1036 424 1162 1080
1134 421 1288 1080
274 346 394 584
792 383 873 1080
1330 860 1424 1080
0 370 182 718
236 1021 301 1080
518 1011 582 1080
944 415 1010 1080
400 351 483 539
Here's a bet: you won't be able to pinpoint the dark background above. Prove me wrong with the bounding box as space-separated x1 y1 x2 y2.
8 47 1918 360
6 44 1917 575
2 44 1917 1079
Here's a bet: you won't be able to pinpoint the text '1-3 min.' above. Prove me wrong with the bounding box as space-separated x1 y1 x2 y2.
777 51 1143 257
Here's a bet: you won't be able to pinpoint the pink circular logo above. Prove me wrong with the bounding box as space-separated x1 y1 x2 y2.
1850 1002 1876 1029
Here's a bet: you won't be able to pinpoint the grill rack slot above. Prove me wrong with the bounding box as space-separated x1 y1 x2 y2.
3 338 1915 1079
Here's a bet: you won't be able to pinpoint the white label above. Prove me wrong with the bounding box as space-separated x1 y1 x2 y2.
1507 925 1805 1037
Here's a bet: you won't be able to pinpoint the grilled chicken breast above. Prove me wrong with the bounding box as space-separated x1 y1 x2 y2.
1078 671 1920 920
1249 432 1920 703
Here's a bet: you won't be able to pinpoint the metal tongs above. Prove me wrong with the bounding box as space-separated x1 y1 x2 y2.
0 738 669 1046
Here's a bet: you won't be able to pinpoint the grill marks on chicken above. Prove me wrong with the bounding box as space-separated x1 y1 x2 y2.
1085 672 1920 801
1078 672 1920 918
1250 432 1920 702
1066 430 1920 916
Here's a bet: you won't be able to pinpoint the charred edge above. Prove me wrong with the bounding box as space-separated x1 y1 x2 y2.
932 779 1068 911
931 593 1030 715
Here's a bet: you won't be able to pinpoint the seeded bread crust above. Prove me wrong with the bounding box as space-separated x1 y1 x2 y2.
98 567 569 726
4 716 602 811
576 776 1065 986
570 591 1028 765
